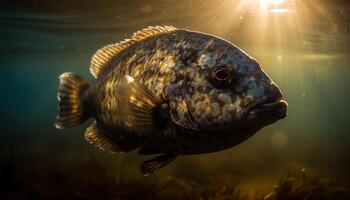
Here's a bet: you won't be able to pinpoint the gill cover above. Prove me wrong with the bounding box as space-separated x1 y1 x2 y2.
165 82 200 132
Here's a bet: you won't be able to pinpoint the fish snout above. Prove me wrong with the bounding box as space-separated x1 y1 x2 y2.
245 81 288 124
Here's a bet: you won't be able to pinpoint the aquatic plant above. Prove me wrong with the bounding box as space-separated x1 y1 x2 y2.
0 151 348 200
258 169 350 200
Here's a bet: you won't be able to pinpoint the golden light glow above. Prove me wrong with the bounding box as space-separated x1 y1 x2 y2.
196 0 340 99
125 75 134 83
261 0 285 6
189 0 338 72
269 8 289 13
258 0 289 13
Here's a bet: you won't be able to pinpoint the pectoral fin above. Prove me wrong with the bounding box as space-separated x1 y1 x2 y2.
115 75 165 134
140 154 177 176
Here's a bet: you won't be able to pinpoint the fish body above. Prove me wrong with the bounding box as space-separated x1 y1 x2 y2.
55 26 287 175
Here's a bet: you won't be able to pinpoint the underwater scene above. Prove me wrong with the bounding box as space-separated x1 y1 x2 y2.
1 0 350 199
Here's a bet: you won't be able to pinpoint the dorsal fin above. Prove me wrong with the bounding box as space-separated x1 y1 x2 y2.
90 25 177 79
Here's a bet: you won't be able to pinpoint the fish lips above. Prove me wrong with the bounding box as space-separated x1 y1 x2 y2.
246 98 288 125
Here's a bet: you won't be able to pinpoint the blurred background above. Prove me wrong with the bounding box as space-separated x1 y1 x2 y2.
0 0 349 199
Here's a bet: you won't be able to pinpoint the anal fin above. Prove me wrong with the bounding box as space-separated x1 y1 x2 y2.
140 154 177 176
85 121 122 153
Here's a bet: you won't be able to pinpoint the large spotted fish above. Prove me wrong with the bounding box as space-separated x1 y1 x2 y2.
55 26 287 175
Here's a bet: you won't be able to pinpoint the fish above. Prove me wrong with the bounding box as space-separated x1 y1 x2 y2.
55 26 288 175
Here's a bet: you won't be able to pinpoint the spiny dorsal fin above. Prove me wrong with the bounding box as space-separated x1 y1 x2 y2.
90 25 177 79
85 121 122 153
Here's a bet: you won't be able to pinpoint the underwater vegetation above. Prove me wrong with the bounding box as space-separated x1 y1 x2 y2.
258 171 350 200
1 150 349 200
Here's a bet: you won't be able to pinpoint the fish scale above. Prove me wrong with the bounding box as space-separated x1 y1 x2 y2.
55 26 287 175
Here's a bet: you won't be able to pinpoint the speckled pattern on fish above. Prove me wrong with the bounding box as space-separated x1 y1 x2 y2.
55 26 287 175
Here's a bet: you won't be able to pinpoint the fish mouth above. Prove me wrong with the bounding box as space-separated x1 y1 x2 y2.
246 96 288 123
184 95 287 136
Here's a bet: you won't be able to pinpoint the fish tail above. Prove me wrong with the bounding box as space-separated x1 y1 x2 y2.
55 72 90 129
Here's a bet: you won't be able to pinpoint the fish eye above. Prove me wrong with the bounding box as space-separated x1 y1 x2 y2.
215 69 229 81
209 65 234 88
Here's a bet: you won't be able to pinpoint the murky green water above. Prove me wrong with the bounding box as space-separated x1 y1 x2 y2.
1 0 349 199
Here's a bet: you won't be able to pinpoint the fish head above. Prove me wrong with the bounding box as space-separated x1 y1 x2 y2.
166 31 287 136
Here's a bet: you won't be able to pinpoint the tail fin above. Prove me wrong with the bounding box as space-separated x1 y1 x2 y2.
55 72 90 129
